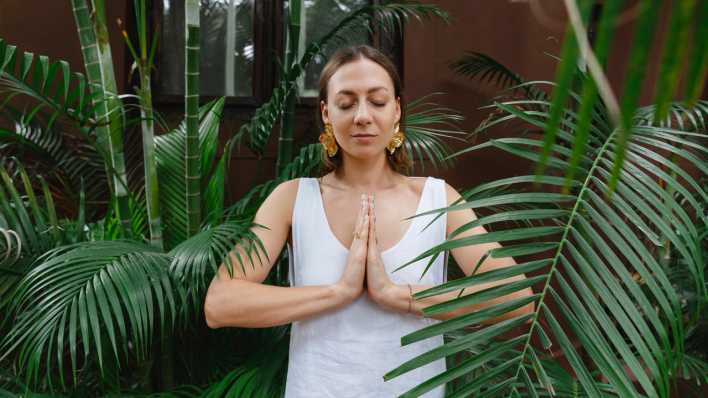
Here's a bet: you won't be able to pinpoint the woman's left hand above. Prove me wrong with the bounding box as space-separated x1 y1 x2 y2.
366 194 396 309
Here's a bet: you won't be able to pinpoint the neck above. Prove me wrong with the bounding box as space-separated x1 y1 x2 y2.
332 152 402 192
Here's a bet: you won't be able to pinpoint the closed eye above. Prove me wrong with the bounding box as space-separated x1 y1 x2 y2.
339 102 386 110
337 100 385 109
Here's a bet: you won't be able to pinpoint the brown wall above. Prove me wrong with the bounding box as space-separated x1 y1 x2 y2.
404 0 566 188
401 0 682 191
0 0 129 92
0 0 698 198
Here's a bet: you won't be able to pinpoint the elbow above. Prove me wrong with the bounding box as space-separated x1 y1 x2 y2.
204 293 222 329
204 282 238 329
519 287 537 321
204 280 250 329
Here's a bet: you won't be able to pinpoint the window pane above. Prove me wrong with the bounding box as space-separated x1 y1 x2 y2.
297 0 370 97
158 0 254 97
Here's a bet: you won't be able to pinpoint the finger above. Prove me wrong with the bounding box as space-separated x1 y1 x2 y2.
369 194 377 245
360 213 370 244
359 195 370 241
366 199 376 259
353 194 367 237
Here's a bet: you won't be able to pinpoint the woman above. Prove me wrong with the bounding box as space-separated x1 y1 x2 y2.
204 45 534 397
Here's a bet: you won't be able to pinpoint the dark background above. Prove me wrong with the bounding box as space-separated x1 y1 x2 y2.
0 0 702 200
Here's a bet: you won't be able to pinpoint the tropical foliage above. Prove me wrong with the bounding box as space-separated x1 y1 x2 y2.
1 0 706 397
0 0 461 396
382 27 706 398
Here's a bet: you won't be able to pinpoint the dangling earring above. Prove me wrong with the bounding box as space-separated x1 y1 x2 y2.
387 124 405 155
319 123 338 157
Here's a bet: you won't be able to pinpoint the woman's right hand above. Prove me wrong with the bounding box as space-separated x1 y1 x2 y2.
334 194 370 303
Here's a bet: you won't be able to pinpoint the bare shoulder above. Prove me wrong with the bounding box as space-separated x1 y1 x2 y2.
256 178 301 228
444 181 464 206
441 181 481 237
272 178 301 196
406 176 462 206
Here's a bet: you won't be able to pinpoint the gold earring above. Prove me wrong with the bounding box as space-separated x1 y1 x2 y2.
387 124 405 155
319 123 338 157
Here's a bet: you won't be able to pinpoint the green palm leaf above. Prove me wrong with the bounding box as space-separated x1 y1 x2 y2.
404 93 465 173
385 90 706 396
0 107 109 216
198 342 287 398
449 52 548 103
0 240 184 388
168 217 269 314
0 39 92 126
0 163 66 268
155 99 224 250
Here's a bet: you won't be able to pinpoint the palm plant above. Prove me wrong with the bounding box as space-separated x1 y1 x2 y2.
0 1 460 396
382 49 706 395
536 0 706 195
4 0 701 396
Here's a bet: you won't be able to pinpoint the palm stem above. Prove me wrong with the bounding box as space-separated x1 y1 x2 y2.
563 0 620 125
185 0 201 237
276 0 302 176
71 0 132 236
513 127 617 392
126 0 163 250
91 0 132 235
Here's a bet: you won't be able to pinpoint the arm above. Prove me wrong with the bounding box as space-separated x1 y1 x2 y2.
204 179 353 329
375 183 535 322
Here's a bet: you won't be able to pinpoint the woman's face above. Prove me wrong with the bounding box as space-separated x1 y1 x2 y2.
321 58 401 160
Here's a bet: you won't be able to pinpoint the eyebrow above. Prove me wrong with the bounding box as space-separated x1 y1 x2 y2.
335 87 390 96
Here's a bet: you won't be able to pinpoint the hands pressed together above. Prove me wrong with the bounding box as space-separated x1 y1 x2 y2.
335 194 407 313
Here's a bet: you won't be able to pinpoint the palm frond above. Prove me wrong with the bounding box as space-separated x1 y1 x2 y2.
634 101 708 132
168 217 269 315
449 52 524 91
653 1 696 123
385 89 706 397
0 107 109 216
198 332 288 398
154 99 224 250
0 39 93 127
684 1 708 107
0 240 184 389
404 93 466 173
0 163 64 265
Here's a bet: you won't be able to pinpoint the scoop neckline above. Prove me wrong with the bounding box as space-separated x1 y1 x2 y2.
313 176 431 256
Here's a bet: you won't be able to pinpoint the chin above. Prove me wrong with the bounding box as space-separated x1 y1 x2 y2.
347 148 385 160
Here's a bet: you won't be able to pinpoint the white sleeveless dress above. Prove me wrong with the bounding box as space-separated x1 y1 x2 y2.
284 176 449 397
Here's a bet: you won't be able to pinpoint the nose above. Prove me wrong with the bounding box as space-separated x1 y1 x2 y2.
353 102 372 126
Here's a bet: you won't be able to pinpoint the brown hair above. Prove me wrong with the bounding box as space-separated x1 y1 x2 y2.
317 45 412 175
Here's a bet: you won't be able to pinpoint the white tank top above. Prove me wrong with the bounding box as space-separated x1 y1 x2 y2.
285 176 448 397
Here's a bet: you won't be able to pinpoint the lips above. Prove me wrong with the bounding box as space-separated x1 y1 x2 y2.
352 134 376 137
